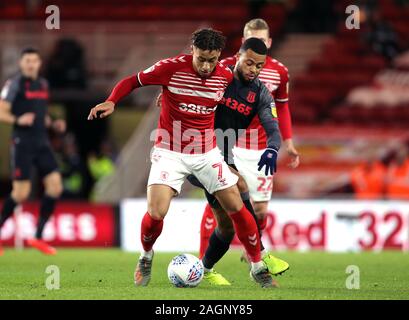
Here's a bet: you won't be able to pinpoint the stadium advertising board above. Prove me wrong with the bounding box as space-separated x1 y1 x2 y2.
121 199 409 252
0 202 115 247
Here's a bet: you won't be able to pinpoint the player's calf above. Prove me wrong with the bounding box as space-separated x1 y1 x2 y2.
140 212 163 253
147 184 173 220
199 204 216 258
253 201 268 229
43 172 63 198
215 186 263 264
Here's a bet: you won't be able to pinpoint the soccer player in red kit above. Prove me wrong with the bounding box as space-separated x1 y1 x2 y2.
199 19 300 277
88 28 277 288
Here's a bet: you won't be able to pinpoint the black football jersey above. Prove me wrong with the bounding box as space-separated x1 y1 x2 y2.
214 76 280 164
1 73 49 139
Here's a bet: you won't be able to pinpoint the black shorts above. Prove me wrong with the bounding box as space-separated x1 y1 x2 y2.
10 136 59 181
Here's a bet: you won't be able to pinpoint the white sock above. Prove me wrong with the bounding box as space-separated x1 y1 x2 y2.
251 261 265 272
140 250 153 260
204 267 212 273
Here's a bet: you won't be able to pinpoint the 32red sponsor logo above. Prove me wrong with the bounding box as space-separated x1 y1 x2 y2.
179 103 216 114
231 212 326 250
358 211 405 250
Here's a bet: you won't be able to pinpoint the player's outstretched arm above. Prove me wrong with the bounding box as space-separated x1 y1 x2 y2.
274 65 300 169
88 101 115 120
276 101 300 168
283 138 300 169
88 75 139 120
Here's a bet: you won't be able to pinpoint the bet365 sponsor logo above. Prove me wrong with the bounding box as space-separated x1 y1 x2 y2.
220 97 252 116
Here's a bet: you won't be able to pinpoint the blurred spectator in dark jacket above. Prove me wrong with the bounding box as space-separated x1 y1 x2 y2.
59 134 89 199
364 11 401 62
46 38 88 89
286 0 337 33
247 0 267 18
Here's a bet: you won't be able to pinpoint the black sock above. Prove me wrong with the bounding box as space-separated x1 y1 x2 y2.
241 192 265 251
35 195 57 239
202 228 234 270
0 196 17 233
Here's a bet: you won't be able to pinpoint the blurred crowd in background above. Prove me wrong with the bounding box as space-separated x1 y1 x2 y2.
350 142 409 200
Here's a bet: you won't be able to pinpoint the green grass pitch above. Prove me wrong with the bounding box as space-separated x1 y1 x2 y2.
0 249 408 300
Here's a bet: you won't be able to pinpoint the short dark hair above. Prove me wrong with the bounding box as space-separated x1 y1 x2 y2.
239 38 267 55
21 47 40 57
191 28 226 51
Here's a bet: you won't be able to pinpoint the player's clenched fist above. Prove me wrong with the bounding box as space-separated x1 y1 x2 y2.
87 101 115 120
16 112 35 126
285 140 300 169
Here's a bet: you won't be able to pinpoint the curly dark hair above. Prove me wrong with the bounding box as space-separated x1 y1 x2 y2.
191 28 226 51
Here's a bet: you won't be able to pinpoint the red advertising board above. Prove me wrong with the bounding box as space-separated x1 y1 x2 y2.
0 202 115 247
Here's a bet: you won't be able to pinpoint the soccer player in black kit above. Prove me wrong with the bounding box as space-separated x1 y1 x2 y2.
0 48 65 256
186 38 288 287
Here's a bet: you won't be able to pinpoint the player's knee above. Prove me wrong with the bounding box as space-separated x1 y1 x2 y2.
49 186 63 198
147 203 167 220
225 203 244 213
47 181 63 198
11 187 31 203
44 172 63 198
148 210 166 220
215 186 244 213
226 199 246 213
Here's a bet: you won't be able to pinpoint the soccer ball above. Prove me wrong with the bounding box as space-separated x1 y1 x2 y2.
167 253 204 288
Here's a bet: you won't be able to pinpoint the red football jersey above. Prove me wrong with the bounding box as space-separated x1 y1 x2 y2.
137 54 233 153
221 56 290 150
